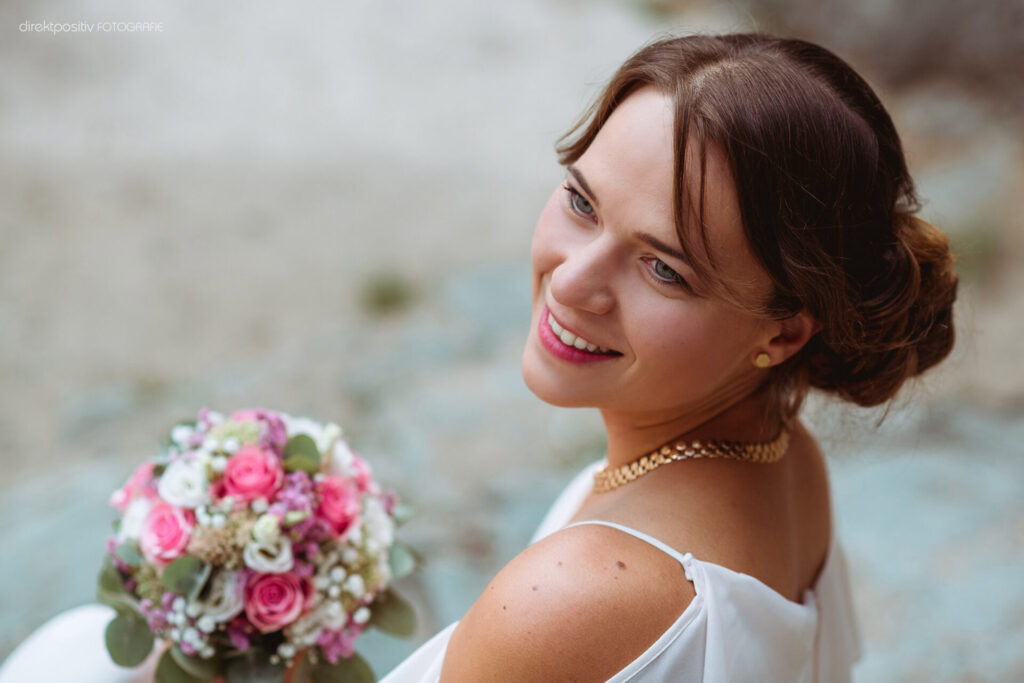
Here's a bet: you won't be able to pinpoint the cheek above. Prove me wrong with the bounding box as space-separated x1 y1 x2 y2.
633 306 756 376
530 195 568 282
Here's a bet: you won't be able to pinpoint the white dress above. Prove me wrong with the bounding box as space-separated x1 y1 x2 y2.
381 460 863 683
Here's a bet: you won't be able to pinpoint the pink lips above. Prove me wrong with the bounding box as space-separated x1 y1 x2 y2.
538 306 619 364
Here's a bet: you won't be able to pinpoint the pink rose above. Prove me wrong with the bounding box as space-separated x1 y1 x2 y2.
140 503 192 566
109 463 158 512
244 572 311 633
223 445 284 502
317 476 361 538
232 409 287 452
350 456 378 494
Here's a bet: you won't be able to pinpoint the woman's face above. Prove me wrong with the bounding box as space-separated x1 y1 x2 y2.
521 86 778 418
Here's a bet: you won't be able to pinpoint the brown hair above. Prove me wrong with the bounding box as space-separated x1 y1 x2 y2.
554 32 958 427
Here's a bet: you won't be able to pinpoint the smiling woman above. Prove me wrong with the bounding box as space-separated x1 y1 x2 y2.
386 30 958 683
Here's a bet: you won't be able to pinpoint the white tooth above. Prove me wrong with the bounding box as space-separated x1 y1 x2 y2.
586 343 597 352
548 314 562 334
573 337 588 350
559 330 576 346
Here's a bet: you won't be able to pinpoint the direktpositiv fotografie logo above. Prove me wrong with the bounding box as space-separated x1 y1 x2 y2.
19 20 164 34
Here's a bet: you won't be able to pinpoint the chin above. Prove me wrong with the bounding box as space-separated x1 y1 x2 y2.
520 335 595 408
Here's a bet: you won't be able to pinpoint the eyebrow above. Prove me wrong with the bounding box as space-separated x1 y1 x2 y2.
634 232 691 267
566 165 599 209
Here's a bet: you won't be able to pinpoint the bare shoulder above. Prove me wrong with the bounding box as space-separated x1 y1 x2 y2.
439 523 697 682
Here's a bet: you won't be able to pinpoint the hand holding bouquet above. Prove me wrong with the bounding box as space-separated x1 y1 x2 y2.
98 408 418 682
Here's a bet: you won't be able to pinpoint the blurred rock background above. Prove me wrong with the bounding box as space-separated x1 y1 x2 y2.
1 0 1021 680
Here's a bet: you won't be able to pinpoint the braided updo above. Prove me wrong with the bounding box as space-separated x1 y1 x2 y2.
553 32 958 426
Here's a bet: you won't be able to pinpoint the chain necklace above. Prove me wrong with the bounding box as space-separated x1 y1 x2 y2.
592 427 791 493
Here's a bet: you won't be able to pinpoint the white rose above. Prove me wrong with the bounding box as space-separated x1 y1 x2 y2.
158 457 209 509
320 423 343 454
329 440 356 477
118 497 153 542
192 570 245 623
252 513 281 546
244 536 294 574
170 425 194 446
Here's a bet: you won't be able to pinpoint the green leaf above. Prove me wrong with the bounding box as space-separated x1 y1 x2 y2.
170 644 222 680
392 503 414 526
156 648 205 683
188 563 213 603
105 611 154 667
97 556 140 615
225 649 285 683
162 556 209 597
283 434 321 474
116 542 143 568
283 453 320 475
310 652 375 683
285 434 321 460
99 555 126 594
387 542 417 580
368 588 416 637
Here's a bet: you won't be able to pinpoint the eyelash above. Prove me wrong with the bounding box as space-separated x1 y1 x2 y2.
561 182 691 292
561 183 595 219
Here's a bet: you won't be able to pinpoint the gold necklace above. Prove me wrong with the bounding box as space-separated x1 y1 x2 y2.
593 427 791 493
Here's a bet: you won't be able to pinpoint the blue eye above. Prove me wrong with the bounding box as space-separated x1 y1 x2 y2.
652 259 680 281
646 258 690 290
562 183 595 217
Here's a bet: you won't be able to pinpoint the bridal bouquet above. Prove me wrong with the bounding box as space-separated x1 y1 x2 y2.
98 408 418 682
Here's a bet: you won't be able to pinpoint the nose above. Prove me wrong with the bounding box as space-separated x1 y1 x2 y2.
548 237 616 315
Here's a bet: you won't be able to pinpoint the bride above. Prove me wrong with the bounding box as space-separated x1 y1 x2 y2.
1 31 957 682
383 31 957 682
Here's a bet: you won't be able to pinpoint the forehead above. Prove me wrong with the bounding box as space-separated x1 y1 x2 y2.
575 86 770 299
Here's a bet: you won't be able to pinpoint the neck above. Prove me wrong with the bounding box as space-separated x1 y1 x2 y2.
599 383 783 470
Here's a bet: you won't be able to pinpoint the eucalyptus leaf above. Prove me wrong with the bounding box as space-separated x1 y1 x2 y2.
163 556 207 596
225 649 285 683
98 557 140 615
284 453 320 475
156 648 205 683
97 586 140 614
368 588 416 637
284 434 320 460
187 563 213 603
98 556 126 594
105 612 154 667
116 542 143 568
310 652 375 683
392 503 415 526
387 543 417 580
170 643 222 680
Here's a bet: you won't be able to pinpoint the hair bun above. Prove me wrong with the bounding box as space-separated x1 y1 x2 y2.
805 213 959 407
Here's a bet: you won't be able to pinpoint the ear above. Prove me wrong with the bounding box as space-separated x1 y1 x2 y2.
761 309 820 365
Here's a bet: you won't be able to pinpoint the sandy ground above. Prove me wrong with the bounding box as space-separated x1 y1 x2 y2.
1 0 1022 679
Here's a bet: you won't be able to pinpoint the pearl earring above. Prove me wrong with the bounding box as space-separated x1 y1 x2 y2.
754 352 771 368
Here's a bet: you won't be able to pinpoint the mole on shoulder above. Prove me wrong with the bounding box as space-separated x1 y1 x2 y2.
615 560 627 570
531 585 539 591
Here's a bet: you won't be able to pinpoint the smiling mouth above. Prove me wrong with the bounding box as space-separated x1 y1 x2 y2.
546 312 621 355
